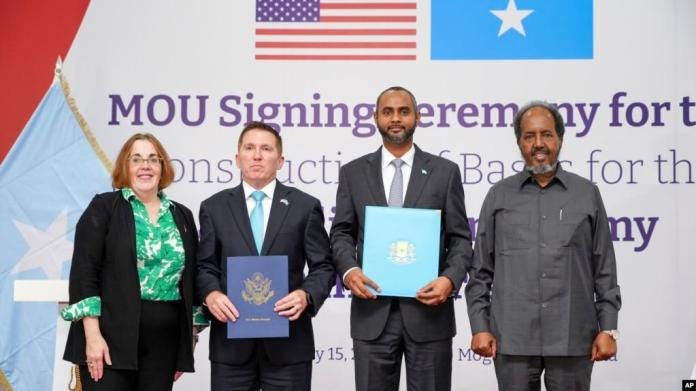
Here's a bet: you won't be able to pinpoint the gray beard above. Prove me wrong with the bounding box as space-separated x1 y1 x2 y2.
525 161 558 175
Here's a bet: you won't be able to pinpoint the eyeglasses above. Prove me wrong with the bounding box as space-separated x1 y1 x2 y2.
129 156 162 166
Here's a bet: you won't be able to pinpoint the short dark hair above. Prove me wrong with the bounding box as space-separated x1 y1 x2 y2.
375 86 418 111
513 101 565 141
112 132 175 190
237 121 283 154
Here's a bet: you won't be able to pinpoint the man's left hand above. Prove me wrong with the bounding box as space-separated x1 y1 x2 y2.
274 289 308 321
591 332 617 361
416 277 454 306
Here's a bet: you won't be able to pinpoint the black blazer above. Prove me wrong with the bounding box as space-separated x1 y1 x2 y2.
196 181 335 365
330 146 473 342
63 191 198 372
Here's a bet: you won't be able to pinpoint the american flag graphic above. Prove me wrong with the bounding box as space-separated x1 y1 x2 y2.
255 0 418 61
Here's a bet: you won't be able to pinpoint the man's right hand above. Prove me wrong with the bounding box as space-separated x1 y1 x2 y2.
205 290 240 322
471 332 497 358
344 268 380 299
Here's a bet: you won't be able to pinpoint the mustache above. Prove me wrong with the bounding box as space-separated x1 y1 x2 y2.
531 146 550 154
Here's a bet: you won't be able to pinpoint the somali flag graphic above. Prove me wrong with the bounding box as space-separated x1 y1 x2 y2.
0 74 111 391
431 0 593 60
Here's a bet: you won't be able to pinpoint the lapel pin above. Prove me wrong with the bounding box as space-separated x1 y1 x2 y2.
280 198 289 206
421 169 427 175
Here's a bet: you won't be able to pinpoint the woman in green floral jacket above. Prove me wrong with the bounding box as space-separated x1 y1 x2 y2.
61 133 204 391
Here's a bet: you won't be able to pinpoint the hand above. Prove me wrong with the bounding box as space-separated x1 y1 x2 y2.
415 276 454 306
83 317 111 382
274 289 308 321
205 291 240 322
591 332 617 361
471 332 497 358
174 371 184 381
344 268 380 299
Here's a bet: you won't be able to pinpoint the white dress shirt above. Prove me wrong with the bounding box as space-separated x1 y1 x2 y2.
343 145 415 283
381 145 415 203
242 180 276 239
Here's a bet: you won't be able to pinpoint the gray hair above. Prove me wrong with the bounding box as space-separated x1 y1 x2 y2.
513 101 565 141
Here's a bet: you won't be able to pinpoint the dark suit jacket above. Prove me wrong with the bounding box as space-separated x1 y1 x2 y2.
196 181 335 365
330 145 473 342
63 190 199 372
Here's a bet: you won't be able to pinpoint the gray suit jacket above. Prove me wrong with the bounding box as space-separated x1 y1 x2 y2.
330 145 473 342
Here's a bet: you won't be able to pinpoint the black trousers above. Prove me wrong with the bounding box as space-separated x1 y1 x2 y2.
353 300 452 391
79 300 181 391
211 341 312 391
493 354 594 391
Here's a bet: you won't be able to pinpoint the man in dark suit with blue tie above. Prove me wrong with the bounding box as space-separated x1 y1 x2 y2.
197 121 335 391
330 86 473 391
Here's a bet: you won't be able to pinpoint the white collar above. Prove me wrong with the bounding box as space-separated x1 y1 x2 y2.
381 144 415 169
242 179 276 200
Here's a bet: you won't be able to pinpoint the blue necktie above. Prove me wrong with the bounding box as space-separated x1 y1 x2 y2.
250 191 265 253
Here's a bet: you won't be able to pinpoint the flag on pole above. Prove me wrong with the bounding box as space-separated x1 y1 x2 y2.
0 65 111 391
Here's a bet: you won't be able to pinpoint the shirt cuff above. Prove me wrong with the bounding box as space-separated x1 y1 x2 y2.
469 316 491 335
597 311 619 331
192 306 209 326
60 296 101 321
342 266 359 285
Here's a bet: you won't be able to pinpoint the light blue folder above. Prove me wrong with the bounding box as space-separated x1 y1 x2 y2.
362 206 440 297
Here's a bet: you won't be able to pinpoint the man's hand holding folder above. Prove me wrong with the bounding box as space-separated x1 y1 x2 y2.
344 268 381 300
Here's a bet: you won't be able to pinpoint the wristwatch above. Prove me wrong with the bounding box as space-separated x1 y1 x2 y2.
601 330 620 340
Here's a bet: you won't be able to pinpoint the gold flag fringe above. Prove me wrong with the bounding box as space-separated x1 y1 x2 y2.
56 65 113 173
54 60 94 391
67 365 82 391
0 368 13 391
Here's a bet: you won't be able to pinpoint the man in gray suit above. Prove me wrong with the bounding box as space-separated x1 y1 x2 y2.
465 101 621 391
330 86 473 391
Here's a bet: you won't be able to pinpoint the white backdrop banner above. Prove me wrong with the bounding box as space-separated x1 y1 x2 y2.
45 0 696 389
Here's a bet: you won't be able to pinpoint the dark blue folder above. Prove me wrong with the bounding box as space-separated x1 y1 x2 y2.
362 206 440 297
226 255 289 338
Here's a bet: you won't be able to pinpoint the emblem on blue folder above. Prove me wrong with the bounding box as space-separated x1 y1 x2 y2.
242 272 275 305
228 256 288 338
388 241 416 265
363 206 440 297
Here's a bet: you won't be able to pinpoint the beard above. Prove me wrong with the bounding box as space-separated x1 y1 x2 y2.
378 124 416 145
524 146 558 175
525 162 558 175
